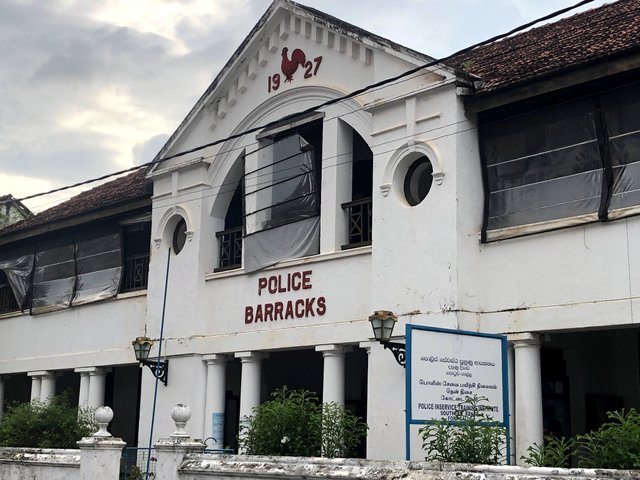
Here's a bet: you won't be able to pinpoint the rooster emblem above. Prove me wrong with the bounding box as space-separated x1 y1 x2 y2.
281 47 306 82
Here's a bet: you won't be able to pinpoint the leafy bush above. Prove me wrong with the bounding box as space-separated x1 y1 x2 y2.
0 393 96 448
239 387 367 458
522 409 640 470
522 435 574 467
419 395 507 465
574 409 640 469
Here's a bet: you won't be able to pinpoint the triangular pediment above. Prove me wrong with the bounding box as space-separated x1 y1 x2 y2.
150 0 453 174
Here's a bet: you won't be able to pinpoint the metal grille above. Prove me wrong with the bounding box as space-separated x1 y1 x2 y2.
120 447 156 480
342 197 372 249
216 226 242 271
0 274 19 314
121 254 150 292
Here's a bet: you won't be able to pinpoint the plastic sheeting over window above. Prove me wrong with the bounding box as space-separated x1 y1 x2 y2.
31 236 76 314
73 227 122 306
0 246 34 311
14 227 124 315
603 83 640 219
244 132 320 273
482 98 603 241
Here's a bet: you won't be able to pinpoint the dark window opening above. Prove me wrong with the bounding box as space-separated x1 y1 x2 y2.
173 218 187 254
216 181 244 272
121 222 151 292
404 156 433 206
343 130 373 249
0 270 19 314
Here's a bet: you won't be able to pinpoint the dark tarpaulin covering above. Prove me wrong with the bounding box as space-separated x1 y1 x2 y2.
482 98 602 238
0 245 34 310
30 226 123 315
603 83 640 217
31 235 76 315
73 226 122 306
244 133 320 272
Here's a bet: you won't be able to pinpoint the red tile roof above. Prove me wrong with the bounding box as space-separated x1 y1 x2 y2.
0 169 152 237
447 0 640 93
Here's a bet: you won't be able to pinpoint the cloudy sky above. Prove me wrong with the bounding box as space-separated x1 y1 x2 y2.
0 0 611 213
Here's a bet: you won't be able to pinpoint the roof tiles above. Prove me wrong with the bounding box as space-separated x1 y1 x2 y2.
447 0 640 93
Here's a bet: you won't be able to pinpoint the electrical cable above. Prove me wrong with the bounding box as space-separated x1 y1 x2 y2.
8 0 597 205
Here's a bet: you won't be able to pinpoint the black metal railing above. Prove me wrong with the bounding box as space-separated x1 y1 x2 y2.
342 197 372 249
121 254 150 292
120 447 156 480
0 283 19 314
216 226 242 271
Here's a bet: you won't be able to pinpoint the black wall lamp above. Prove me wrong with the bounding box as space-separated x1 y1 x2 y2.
368 310 406 367
132 336 169 386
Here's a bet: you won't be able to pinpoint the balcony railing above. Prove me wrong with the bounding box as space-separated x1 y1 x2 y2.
342 197 372 249
121 254 150 292
216 226 243 272
0 283 19 314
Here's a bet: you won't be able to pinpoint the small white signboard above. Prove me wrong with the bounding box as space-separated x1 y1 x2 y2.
409 328 505 422
405 325 509 459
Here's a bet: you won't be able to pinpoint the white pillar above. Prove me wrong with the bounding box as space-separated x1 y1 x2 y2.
28 371 43 403
88 368 109 409
511 333 543 464
203 354 228 450
236 352 263 424
320 117 353 252
40 371 56 403
316 345 347 405
75 368 92 409
0 375 4 419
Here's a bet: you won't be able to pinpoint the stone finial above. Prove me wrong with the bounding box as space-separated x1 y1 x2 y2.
94 406 113 437
171 404 191 438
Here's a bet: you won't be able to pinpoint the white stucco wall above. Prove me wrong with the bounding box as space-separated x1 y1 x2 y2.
0 293 147 374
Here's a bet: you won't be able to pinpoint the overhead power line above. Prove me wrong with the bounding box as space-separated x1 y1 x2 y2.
13 0 597 204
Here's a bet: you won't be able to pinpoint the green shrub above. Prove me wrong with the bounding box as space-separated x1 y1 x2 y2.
574 409 640 469
419 395 507 465
0 393 96 448
239 387 367 458
522 435 574 467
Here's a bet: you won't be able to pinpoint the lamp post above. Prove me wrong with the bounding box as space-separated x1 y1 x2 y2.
368 310 406 367
132 336 169 386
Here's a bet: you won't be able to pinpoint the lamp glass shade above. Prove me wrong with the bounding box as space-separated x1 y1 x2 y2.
380 317 396 342
368 310 397 343
132 336 154 362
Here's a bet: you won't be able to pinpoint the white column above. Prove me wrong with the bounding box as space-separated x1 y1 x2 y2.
40 371 56 403
75 367 94 409
511 333 543 464
87 368 109 409
320 117 353 252
28 371 43 403
203 354 228 450
236 352 263 424
0 375 4 419
316 344 347 405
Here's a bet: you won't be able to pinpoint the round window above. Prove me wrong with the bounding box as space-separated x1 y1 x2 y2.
403 156 433 206
172 218 187 254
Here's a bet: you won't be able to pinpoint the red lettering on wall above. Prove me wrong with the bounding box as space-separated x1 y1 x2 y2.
316 296 326 315
302 270 312 289
274 301 284 320
245 306 254 324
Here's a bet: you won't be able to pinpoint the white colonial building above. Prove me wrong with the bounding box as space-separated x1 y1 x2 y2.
1 0 639 464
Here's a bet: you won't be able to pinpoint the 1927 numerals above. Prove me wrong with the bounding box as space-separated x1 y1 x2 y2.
268 56 323 93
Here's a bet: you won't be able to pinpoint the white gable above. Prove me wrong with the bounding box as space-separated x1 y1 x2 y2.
150 0 451 174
